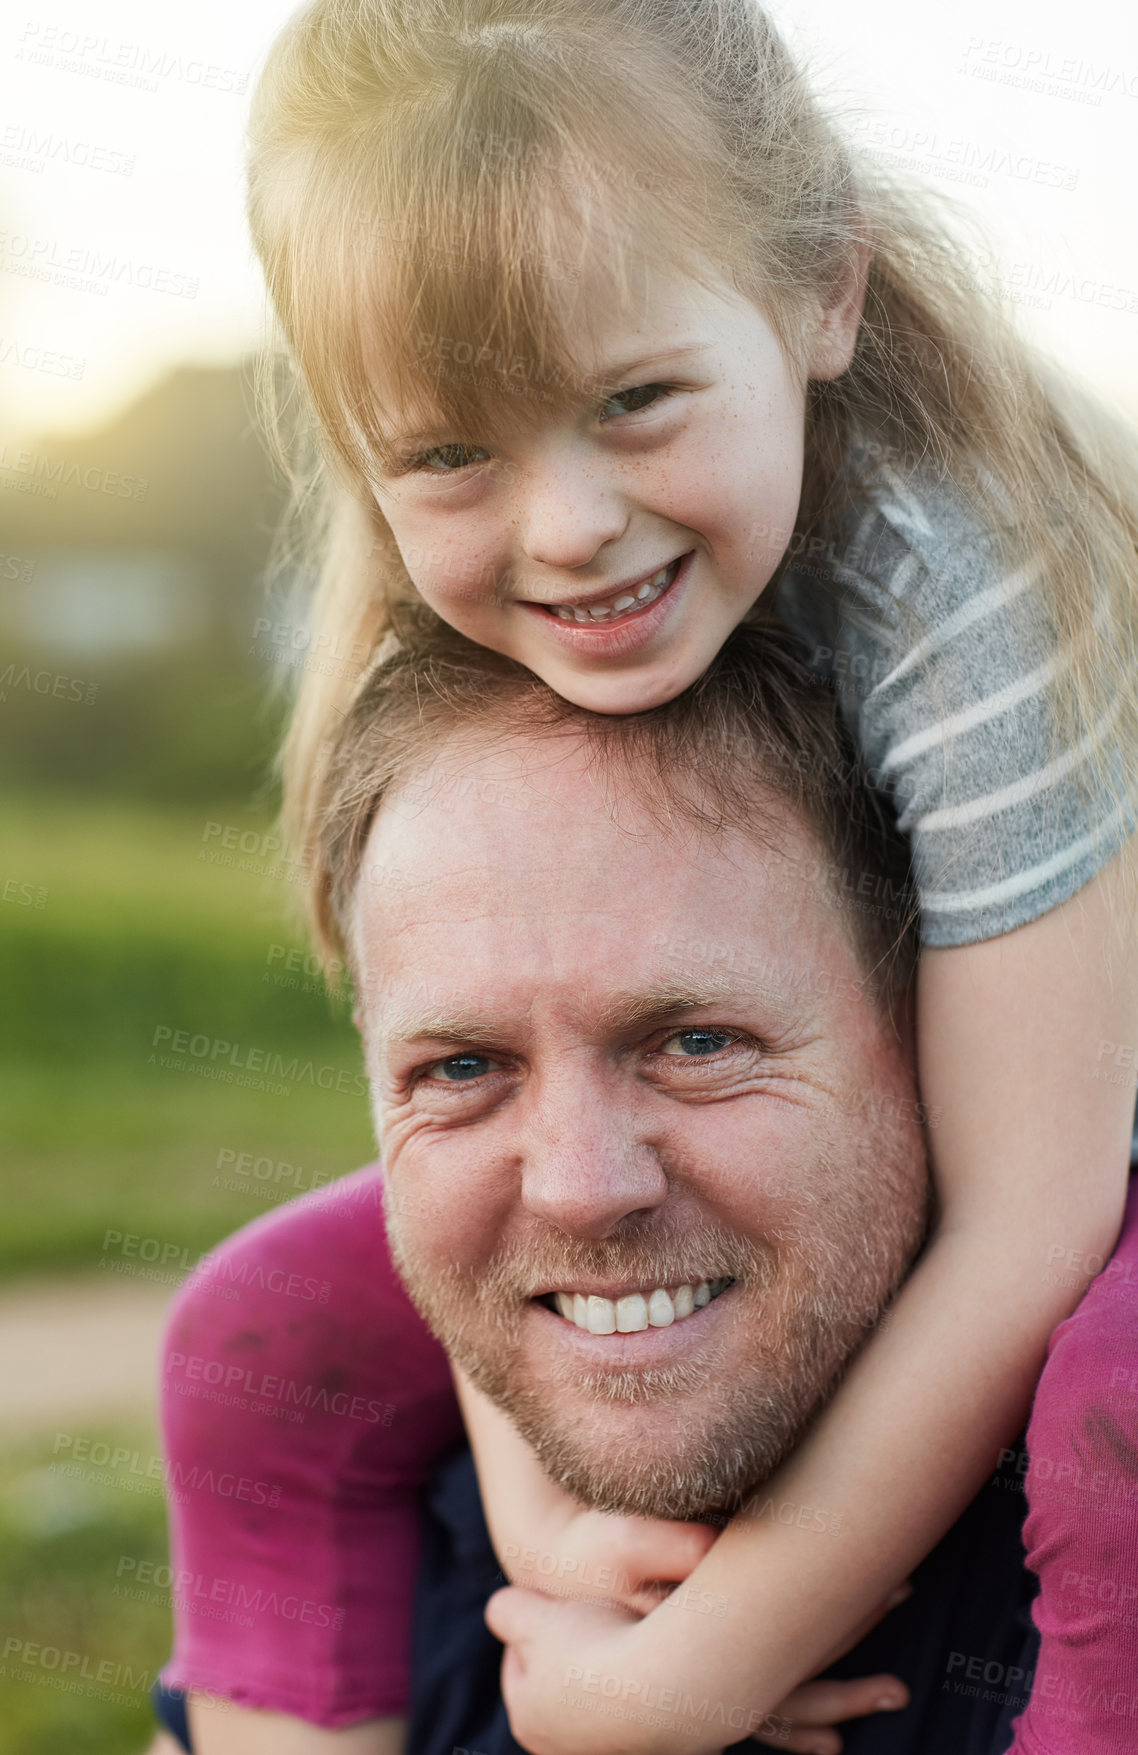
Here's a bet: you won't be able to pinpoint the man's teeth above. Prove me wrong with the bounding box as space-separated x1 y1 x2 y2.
550 1278 732 1334
549 557 680 623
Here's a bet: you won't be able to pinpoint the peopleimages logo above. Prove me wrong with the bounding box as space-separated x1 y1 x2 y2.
1 1636 157 1696
166 1350 396 1427
0 232 198 299
0 443 147 498
114 1557 346 1629
149 1026 368 1098
99 1228 332 1304
50 1432 281 1508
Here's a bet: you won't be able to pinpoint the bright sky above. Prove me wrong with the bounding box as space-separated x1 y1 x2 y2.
0 0 1135 440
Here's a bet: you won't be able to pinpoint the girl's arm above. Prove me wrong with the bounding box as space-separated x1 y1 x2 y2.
487 844 1138 1755
452 1362 722 1616
454 1367 914 1753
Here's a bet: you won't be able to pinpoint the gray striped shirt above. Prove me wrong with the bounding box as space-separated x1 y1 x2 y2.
771 442 1134 947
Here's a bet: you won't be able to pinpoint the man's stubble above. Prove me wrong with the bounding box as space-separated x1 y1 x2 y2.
385 1116 930 1520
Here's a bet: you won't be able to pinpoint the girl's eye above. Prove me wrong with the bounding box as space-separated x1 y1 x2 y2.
598 382 673 423
412 443 492 474
405 382 674 472
658 1028 738 1058
424 1053 497 1082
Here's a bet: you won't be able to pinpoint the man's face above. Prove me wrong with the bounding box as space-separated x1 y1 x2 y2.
356 732 929 1519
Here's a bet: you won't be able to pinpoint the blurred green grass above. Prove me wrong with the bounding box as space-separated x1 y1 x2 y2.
0 1419 173 1755
0 365 361 1750
1 791 379 1752
1 792 376 1279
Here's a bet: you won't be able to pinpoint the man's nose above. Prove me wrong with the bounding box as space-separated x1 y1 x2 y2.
518 1075 668 1238
517 451 629 573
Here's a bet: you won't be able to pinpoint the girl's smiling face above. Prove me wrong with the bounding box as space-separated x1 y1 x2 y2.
369 268 856 713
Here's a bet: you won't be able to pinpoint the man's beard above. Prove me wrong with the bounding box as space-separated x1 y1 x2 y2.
386 1132 928 1520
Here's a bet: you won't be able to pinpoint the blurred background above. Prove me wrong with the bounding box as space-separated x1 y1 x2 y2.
0 0 1135 1748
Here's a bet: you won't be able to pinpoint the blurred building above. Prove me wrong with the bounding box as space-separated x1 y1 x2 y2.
0 362 293 800
0 360 285 653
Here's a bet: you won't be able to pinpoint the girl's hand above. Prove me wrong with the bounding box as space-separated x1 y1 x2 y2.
486 1580 912 1755
487 1589 681 1755
500 1505 721 1617
750 1671 908 1754
750 1579 912 1752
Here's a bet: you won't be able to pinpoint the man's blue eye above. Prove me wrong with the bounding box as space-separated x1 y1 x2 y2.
664 1030 734 1057
431 1054 492 1081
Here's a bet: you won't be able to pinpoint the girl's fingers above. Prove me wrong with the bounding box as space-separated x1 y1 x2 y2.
486 1583 637 1651
584 1510 720 1582
752 1673 910 1748
754 1729 842 1755
535 1510 719 1613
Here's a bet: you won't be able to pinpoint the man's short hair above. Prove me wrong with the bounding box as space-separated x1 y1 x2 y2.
312 608 918 1011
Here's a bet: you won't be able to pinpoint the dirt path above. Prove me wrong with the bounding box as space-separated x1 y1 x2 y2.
0 1276 177 1433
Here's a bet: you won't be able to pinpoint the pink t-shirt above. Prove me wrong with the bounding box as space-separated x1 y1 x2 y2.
159 1165 462 1725
1009 1173 1138 1752
159 1164 1138 1736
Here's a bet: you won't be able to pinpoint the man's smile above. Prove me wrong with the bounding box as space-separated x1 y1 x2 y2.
539 1276 735 1334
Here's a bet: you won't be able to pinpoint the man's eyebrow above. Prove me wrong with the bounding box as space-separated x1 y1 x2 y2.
376 973 794 1050
377 1006 510 1049
591 975 790 1034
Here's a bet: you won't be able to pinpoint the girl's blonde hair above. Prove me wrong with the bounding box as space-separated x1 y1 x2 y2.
248 0 1138 939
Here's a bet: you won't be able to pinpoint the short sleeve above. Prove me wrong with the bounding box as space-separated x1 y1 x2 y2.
772 467 1136 947
1008 1176 1138 1752
157 1165 463 1726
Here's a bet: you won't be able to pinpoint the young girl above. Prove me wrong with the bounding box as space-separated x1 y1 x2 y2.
157 0 1138 1748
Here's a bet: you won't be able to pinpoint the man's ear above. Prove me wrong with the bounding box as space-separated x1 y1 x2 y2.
806 228 871 383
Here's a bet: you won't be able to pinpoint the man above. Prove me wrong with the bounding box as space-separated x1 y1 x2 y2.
155 620 1088 1754
319 617 1041 1754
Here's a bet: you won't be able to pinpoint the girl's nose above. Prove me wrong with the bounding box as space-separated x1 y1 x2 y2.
517 453 630 573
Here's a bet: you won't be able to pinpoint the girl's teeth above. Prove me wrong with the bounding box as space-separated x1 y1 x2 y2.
550 1278 732 1335
549 557 680 623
